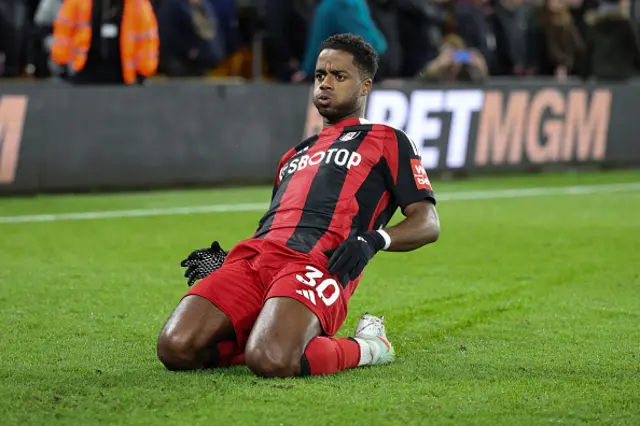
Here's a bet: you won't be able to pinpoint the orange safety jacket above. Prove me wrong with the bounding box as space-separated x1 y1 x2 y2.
52 0 159 84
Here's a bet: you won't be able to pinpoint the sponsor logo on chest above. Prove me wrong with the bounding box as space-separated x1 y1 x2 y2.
279 147 362 181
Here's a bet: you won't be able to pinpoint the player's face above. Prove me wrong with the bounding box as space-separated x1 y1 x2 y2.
312 49 372 122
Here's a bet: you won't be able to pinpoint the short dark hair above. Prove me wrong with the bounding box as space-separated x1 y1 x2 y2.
318 33 379 80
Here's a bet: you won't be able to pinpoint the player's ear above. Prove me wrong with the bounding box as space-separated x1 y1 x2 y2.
360 78 373 97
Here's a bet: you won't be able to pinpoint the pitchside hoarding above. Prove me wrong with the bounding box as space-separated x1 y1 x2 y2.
370 88 610 170
1 81 639 194
305 86 617 171
0 95 28 186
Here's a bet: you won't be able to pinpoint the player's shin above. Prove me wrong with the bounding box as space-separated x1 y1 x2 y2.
299 313 396 375
299 337 361 376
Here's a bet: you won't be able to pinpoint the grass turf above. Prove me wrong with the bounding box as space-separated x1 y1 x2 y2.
0 170 639 425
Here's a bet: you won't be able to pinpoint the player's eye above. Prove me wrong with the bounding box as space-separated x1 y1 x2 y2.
315 73 324 81
335 74 346 81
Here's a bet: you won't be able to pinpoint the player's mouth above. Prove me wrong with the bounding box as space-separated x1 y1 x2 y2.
317 94 332 106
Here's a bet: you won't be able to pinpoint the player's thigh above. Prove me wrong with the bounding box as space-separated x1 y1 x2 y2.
159 260 263 354
158 294 235 353
245 296 322 377
245 262 348 376
267 261 349 337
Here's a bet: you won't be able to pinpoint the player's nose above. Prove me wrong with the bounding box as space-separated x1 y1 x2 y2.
319 76 334 90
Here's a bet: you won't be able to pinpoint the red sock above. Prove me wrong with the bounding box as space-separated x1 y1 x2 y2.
229 352 245 366
300 337 361 376
215 341 244 368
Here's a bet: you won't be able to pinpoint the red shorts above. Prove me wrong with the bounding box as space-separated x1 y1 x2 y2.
185 238 358 349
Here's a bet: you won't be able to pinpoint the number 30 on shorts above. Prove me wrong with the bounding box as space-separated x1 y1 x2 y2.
295 266 341 307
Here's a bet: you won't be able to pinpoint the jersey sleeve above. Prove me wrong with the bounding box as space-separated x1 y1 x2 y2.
384 128 436 209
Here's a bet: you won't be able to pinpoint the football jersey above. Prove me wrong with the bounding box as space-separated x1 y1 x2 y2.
254 117 436 254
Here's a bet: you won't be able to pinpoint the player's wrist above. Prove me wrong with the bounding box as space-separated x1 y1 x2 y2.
363 230 387 252
376 229 391 250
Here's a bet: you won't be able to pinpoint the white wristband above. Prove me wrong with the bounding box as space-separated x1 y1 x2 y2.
376 230 391 250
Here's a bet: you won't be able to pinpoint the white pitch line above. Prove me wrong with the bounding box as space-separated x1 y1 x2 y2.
0 182 639 224
0 202 268 224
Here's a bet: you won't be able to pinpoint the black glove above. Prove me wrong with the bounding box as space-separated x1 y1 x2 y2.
180 241 227 286
326 231 386 285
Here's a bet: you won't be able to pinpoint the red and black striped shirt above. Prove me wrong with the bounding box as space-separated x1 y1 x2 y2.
254 117 436 255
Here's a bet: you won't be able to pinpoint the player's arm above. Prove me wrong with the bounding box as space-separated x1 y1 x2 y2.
326 130 438 283
380 129 439 252
381 200 439 252
325 199 439 283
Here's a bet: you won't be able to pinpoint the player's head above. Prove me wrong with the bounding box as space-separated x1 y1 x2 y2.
312 34 379 123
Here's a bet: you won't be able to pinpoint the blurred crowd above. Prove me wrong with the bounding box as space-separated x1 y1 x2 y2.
1 0 640 85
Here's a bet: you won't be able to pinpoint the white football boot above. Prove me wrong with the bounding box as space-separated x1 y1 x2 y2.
353 313 396 366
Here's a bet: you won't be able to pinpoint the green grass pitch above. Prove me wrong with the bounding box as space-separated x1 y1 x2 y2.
1 170 639 425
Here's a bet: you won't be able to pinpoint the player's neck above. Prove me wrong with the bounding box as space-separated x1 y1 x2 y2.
323 111 365 129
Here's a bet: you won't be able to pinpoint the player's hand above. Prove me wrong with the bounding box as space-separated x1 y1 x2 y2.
180 241 227 286
326 231 386 285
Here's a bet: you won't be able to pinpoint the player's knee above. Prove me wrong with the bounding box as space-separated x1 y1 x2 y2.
157 329 200 371
245 345 300 378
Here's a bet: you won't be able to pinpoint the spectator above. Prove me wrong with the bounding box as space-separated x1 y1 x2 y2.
292 0 387 82
417 34 489 83
581 0 640 81
525 0 585 79
396 0 447 77
51 0 159 85
262 0 315 82
0 4 10 76
0 0 30 77
452 0 497 69
207 0 239 61
367 0 402 80
567 0 601 46
486 0 528 75
158 0 226 77
33 0 64 77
